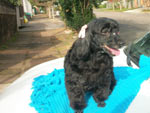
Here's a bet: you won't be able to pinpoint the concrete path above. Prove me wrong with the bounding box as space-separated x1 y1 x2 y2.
19 14 65 32
124 8 147 13
0 14 76 92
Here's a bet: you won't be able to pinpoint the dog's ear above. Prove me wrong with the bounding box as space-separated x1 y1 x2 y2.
71 37 90 60
101 21 119 35
101 23 112 35
70 25 91 59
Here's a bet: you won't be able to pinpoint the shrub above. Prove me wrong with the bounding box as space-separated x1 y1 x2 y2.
58 0 100 31
1 0 35 6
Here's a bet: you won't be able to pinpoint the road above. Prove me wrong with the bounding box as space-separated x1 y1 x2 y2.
94 11 150 44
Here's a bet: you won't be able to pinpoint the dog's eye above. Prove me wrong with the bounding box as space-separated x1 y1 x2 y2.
113 32 119 36
113 33 116 35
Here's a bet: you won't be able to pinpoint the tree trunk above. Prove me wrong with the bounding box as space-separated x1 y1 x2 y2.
119 2 122 10
134 0 138 8
112 2 115 10
128 1 132 9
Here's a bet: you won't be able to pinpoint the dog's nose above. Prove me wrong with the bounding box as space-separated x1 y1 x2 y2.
119 41 125 48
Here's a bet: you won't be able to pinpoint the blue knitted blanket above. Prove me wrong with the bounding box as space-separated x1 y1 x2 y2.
30 55 150 113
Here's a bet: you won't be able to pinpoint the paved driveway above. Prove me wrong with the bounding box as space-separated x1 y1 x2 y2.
0 14 74 92
19 14 65 32
94 11 150 44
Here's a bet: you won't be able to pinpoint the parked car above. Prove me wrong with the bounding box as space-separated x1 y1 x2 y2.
113 32 150 68
124 32 150 67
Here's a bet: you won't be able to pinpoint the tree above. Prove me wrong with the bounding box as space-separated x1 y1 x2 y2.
38 0 52 2
1 0 22 5
28 0 36 5
58 0 101 31
1 0 35 6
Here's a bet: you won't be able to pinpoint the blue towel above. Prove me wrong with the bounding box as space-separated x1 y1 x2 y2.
30 55 150 113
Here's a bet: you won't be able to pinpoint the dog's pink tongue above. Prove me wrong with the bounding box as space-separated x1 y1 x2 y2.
109 48 120 56
105 45 120 56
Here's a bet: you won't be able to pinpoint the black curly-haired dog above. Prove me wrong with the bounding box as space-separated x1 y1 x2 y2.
64 17 125 113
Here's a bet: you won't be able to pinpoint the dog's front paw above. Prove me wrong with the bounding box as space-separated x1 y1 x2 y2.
75 110 83 113
71 101 86 112
98 101 106 107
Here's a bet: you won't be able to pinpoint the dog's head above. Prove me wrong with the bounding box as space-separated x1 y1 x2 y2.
85 17 125 56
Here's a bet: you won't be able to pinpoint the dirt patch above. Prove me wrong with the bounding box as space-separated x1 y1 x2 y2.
0 27 77 86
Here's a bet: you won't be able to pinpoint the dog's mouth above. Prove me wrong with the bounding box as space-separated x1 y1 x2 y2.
104 45 120 56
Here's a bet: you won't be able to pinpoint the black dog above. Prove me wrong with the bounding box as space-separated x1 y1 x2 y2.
64 18 124 113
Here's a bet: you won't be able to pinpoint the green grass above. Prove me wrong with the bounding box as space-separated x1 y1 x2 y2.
9 33 18 42
99 8 127 12
96 8 136 12
0 45 8 50
0 32 18 50
142 9 150 12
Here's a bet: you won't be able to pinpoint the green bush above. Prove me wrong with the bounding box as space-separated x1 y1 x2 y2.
58 0 100 31
99 4 107 8
1 0 35 6
1 0 22 6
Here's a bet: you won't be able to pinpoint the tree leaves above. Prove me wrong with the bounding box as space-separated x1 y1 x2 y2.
58 0 100 31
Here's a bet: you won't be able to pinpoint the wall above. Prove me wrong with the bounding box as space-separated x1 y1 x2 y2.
0 2 17 44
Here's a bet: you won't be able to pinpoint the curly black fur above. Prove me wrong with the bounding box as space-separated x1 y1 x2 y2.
64 18 125 113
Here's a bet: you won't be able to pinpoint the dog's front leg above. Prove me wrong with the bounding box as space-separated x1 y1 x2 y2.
93 86 110 107
93 70 112 107
65 76 86 112
110 73 116 94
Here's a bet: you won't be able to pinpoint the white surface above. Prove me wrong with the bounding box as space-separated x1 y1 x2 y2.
113 48 138 68
22 0 32 15
114 49 150 113
0 58 64 113
126 79 150 113
0 51 150 113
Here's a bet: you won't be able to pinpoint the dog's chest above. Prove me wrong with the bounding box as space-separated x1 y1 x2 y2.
79 65 103 90
79 54 113 91
86 53 112 69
